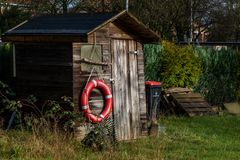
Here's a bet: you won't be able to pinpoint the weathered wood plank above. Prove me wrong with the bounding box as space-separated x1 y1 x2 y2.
184 107 212 112
167 89 215 116
128 40 140 139
137 42 147 135
180 102 211 108
175 98 206 103
15 43 73 102
172 93 204 98
112 39 134 140
72 43 81 112
166 88 192 94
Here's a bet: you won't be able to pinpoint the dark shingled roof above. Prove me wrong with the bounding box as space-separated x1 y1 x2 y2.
2 11 160 43
4 13 117 36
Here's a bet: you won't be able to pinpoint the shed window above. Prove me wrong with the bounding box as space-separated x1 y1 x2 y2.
81 44 103 73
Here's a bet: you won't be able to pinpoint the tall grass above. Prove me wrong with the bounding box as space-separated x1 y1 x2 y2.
0 129 79 159
1 115 240 160
144 44 162 81
194 47 240 105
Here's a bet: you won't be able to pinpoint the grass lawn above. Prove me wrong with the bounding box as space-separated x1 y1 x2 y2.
0 115 240 160
159 115 240 160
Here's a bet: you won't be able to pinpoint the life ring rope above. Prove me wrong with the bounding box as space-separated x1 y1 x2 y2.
80 79 113 123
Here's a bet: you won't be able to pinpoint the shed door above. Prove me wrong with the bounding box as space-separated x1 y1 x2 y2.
112 39 140 140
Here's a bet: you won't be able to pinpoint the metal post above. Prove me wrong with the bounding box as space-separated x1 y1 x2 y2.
190 0 193 42
126 0 129 11
7 111 16 130
13 44 16 77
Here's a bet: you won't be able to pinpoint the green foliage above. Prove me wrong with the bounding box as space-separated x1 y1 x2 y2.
144 44 162 81
144 41 201 89
42 96 79 132
0 6 30 35
21 96 82 133
145 43 240 104
0 81 23 128
0 81 15 98
0 81 19 114
0 81 82 131
237 53 240 101
0 43 13 82
0 81 116 153
194 47 240 105
82 119 117 151
159 41 201 88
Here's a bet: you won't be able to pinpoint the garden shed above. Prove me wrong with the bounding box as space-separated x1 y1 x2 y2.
2 10 160 140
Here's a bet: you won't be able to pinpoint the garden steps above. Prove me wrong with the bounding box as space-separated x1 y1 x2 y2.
161 88 216 116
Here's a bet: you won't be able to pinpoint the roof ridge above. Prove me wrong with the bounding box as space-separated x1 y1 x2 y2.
30 12 119 18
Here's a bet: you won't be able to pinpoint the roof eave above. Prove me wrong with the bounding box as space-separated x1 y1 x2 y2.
2 34 88 42
126 12 160 41
87 10 127 35
87 10 160 43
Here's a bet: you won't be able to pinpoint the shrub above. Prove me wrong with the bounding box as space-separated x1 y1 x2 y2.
0 81 80 131
144 41 201 88
194 47 239 105
82 118 117 151
0 81 116 151
159 41 201 88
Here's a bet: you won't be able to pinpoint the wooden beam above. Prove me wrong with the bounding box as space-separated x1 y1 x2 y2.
76 58 111 66
2 35 87 42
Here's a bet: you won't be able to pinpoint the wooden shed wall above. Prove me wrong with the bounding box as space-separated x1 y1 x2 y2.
73 22 148 139
15 42 73 102
136 42 148 135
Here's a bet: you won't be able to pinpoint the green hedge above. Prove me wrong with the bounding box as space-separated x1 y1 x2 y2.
194 47 240 105
144 42 240 104
144 41 201 88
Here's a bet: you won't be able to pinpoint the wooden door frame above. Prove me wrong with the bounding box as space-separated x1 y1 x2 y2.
111 39 130 140
110 38 140 140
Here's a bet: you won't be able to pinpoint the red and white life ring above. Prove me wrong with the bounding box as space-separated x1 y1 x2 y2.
80 80 112 123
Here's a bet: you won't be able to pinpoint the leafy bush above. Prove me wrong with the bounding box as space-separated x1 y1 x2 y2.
82 118 117 151
144 41 201 88
194 47 239 105
159 41 201 88
0 81 80 131
0 81 117 152
0 81 21 129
